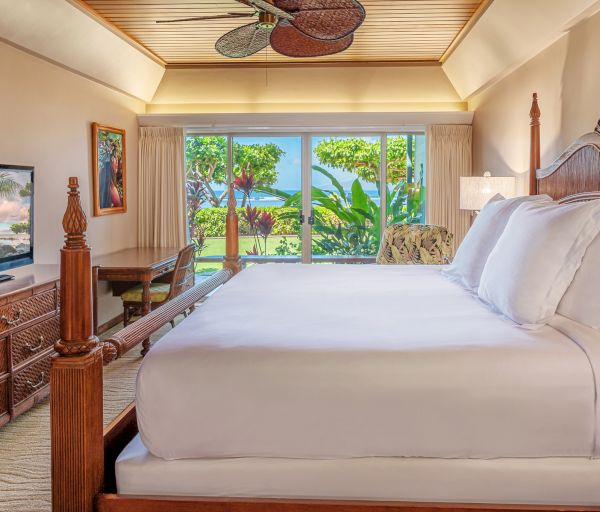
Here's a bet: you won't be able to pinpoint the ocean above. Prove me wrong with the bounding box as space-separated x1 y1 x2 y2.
207 190 382 208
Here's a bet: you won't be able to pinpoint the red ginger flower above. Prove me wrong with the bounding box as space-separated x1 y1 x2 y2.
256 211 275 238
241 205 259 227
234 169 256 196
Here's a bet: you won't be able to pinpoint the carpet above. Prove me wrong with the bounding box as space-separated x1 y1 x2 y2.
0 322 174 512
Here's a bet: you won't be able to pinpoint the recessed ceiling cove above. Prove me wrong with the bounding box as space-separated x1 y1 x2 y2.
80 0 489 65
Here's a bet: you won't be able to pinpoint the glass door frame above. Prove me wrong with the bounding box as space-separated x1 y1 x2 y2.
185 130 425 265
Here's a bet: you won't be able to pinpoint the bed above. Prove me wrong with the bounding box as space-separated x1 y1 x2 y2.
50 95 600 512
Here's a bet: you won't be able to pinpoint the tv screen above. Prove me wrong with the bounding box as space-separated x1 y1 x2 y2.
0 165 33 271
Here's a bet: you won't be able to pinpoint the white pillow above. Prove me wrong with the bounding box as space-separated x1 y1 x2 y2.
442 194 552 291
478 200 600 325
558 233 600 328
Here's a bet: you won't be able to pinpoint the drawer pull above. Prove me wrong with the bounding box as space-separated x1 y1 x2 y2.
0 308 22 326
26 372 46 390
25 335 44 353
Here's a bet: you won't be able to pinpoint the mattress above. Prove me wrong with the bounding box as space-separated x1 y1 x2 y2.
136 264 599 461
116 435 600 505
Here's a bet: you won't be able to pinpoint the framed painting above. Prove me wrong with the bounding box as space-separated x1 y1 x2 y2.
92 123 127 216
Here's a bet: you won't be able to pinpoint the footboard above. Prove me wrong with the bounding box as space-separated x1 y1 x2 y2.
51 178 233 512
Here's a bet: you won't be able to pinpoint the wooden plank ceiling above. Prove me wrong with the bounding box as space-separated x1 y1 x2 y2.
79 0 488 65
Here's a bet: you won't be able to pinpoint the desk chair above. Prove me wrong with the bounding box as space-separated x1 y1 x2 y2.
121 244 195 330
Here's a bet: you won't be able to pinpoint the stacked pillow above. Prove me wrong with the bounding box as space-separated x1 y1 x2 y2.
557 233 600 328
478 200 600 325
444 194 600 328
442 194 552 291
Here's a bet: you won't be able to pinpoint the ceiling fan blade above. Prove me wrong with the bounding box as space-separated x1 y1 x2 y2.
270 22 352 57
248 0 294 20
215 22 271 58
275 0 365 40
157 13 255 24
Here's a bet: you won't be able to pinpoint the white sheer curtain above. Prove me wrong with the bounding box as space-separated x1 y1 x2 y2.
138 127 187 248
426 125 472 248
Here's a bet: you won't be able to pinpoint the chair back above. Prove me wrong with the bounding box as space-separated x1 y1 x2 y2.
167 244 195 300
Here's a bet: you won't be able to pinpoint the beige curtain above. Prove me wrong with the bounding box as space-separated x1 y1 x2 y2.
426 125 472 248
138 127 187 248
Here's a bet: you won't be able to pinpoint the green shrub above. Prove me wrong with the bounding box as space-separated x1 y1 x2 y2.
195 206 340 238
196 207 300 237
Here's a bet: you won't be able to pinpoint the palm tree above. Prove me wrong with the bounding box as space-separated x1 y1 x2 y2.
0 172 21 199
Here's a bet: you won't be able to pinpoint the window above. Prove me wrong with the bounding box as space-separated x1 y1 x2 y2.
186 132 426 272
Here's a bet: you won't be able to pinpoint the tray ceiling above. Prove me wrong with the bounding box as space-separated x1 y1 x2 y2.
79 0 490 66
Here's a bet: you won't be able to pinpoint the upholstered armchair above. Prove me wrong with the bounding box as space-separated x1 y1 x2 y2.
377 224 454 265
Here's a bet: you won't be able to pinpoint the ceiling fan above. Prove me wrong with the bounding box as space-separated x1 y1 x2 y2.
156 0 366 59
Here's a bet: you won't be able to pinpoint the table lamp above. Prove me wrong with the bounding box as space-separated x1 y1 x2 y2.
460 172 516 213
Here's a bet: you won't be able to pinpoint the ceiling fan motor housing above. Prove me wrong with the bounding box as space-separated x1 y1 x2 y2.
258 11 277 29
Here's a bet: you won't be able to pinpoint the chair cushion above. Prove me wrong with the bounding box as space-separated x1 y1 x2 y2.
121 283 171 303
377 224 454 265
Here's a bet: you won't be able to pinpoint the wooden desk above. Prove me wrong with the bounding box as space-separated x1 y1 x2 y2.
92 248 180 337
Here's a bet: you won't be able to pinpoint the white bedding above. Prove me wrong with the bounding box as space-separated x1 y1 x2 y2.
136 264 599 461
116 435 600 504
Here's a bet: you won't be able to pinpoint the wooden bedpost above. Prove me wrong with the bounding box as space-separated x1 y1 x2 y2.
224 182 241 274
529 93 541 195
51 178 113 512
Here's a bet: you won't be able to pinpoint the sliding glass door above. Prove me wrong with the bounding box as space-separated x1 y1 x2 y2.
186 132 426 271
232 136 302 258
311 136 382 259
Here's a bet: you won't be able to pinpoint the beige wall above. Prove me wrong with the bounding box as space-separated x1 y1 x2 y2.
0 41 145 323
470 9 600 194
148 65 466 113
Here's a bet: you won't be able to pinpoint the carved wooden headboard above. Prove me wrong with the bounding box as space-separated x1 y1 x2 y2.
530 93 600 201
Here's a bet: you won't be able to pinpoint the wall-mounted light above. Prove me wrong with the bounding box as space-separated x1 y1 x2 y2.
460 172 516 212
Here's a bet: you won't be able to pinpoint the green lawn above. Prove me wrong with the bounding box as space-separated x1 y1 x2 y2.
195 236 301 274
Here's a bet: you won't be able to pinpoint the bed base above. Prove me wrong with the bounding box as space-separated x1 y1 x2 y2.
51 97 600 512
94 496 600 512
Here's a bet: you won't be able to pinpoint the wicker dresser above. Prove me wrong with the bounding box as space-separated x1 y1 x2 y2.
0 264 59 427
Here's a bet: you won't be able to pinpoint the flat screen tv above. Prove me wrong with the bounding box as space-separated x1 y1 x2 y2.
0 165 33 272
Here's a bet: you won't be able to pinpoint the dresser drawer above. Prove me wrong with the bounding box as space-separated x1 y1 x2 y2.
0 374 8 424
0 289 56 334
12 353 51 407
11 316 59 367
0 337 7 375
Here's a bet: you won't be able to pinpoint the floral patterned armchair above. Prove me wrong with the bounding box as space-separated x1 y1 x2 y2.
376 224 454 265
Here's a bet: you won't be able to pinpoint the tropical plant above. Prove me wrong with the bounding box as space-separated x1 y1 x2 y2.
313 136 410 183
185 136 285 208
234 172 277 256
259 165 424 256
10 222 30 234
186 180 207 253
0 172 21 200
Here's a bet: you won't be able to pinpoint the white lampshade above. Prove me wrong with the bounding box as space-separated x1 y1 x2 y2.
460 172 516 211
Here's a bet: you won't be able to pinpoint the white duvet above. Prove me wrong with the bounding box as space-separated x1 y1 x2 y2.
136 264 599 461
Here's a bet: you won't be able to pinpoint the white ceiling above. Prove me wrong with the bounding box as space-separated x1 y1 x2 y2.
443 0 600 99
1 0 600 106
0 0 164 101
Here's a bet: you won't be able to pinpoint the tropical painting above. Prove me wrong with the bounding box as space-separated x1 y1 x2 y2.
92 123 126 216
0 167 32 260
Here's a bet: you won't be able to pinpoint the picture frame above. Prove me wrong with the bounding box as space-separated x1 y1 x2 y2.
92 123 127 216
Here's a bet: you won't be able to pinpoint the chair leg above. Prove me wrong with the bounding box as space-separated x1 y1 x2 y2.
141 338 151 357
123 306 129 327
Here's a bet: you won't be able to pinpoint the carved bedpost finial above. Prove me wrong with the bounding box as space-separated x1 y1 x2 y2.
55 177 98 356
530 93 541 126
224 182 241 274
62 177 88 250
529 93 541 195
227 181 237 215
